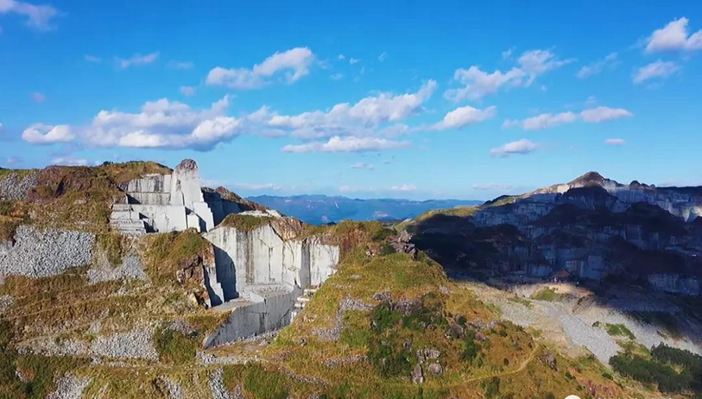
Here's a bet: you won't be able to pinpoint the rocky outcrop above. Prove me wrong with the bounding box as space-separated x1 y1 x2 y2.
413 172 702 296
0 225 95 277
0 170 38 201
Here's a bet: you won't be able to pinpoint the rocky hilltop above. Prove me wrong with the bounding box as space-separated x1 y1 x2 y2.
412 172 702 296
0 163 700 398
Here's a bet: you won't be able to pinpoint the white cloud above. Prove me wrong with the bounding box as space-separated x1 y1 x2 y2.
0 0 58 30
266 81 436 139
206 47 315 89
31 91 46 103
490 139 538 157
390 184 417 192
445 49 571 101
472 183 515 191
22 123 74 144
434 105 496 129
604 138 625 146
282 136 409 153
633 60 679 84
577 53 618 79
348 57 360 65
84 54 101 63
23 96 242 150
646 17 702 53
505 106 633 130
330 73 343 80
580 106 633 123
179 86 196 96
116 52 159 69
522 112 577 130
51 156 89 166
378 52 388 62
351 162 374 170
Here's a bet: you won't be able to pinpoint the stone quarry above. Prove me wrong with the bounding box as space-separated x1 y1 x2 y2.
111 159 339 343
0 159 340 345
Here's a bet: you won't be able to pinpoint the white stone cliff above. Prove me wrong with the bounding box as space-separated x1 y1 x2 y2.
109 159 340 344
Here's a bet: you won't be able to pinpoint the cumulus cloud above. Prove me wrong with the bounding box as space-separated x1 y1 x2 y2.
434 105 496 129
0 0 58 30
580 106 633 123
490 139 538 157
282 136 409 153
206 47 315 89
633 60 679 84
116 52 159 69
445 49 571 101
604 138 625 146
265 80 436 139
22 123 74 144
522 112 577 130
84 96 241 150
504 106 632 130
646 17 702 53
577 53 618 79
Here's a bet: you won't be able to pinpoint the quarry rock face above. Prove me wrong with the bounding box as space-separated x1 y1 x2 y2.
0 225 95 277
413 172 702 296
202 219 339 345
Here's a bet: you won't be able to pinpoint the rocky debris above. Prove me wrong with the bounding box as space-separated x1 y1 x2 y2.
91 328 158 361
322 354 367 367
20 337 89 358
0 225 95 277
427 362 443 375
416 348 441 362
390 230 417 256
411 364 424 384
88 254 147 284
541 352 557 370
209 368 232 399
47 374 91 399
314 297 372 341
0 171 38 201
154 376 184 399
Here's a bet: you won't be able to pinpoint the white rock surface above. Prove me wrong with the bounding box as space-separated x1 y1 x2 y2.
0 225 95 277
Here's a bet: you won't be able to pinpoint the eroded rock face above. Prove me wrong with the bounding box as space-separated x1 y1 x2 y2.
0 171 38 201
0 225 95 277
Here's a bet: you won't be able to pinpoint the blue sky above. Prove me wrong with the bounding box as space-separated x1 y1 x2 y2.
1 1 701 200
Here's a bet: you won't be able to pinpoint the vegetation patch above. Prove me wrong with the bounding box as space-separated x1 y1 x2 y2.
220 214 273 231
155 325 198 364
602 323 635 340
530 287 562 302
610 344 702 394
97 232 124 266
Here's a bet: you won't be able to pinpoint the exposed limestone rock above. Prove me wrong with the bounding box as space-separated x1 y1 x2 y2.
46 374 91 399
411 364 424 384
0 170 38 201
209 368 232 399
0 225 95 277
88 253 147 284
154 376 184 399
91 328 158 361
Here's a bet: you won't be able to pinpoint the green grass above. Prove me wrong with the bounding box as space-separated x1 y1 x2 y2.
603 323 635 340
530 287 562 302
220 214 273 231
155 326 198 364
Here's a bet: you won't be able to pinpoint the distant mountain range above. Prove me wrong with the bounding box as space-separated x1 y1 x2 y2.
247 194 481 224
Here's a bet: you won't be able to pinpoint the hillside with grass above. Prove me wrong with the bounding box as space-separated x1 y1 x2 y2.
0 163 698 398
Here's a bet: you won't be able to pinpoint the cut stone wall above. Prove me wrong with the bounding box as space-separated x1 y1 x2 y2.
0 225 95 277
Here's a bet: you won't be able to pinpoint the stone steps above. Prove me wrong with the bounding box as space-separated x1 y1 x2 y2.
291 286 319 320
